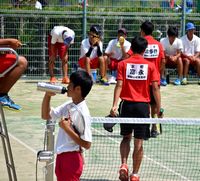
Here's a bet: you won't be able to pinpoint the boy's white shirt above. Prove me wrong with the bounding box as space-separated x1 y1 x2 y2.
50 100 92 154
105 38 131 60
180 34 200 56
79 38 103 59
50 26 75 44
160 37 183 56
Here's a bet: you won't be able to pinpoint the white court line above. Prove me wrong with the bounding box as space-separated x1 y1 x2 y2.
92 127 191 181
9 133 37 154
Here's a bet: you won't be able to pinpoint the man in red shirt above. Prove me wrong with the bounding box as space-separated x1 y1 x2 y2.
140 21 165 138
110 36 162 181
127 21 164 137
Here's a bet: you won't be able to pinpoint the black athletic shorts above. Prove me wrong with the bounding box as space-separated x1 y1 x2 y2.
118 100 150 140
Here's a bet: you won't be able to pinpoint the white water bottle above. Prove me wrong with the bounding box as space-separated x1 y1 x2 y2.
37 82 67 94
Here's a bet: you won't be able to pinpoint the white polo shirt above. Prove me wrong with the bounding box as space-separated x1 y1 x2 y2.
50 26 75 44
160 37 183 56
50 100 92 154
180 34 200 56
105 39 131 60
79 38 103 59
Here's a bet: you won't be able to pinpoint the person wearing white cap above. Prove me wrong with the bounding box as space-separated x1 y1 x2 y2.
48 26 75 84
180 22 200 85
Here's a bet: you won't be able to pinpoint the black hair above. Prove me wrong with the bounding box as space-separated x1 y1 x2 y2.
167 26 178 37
140 20 154 35
70 70 93 98
131 36 148 54
90 25 102 37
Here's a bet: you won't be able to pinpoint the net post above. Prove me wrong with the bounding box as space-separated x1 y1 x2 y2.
45 119 55 181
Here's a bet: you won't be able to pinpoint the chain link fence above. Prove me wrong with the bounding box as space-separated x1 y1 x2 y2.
0 0 200 78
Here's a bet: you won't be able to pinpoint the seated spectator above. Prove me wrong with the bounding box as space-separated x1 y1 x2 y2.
181 22 200 85
175 0 193 14
78 25 109 85
0 38 28 111
160 26 183 86
104 28 131 84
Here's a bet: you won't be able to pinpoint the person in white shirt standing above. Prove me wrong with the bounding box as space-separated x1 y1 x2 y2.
41 70 93 181
160 26 183 85
104 28 131 84
48 26 75 84
78 25 109 85
181 22 200 85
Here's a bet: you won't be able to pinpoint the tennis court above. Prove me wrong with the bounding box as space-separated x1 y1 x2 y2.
1 80 200 181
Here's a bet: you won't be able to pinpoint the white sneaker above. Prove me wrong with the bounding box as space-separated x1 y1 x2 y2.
108 76 117 84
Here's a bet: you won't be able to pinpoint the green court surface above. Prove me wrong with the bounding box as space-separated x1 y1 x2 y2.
1 80 200 181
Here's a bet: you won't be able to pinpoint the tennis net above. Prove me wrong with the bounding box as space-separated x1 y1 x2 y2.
81 117 200 181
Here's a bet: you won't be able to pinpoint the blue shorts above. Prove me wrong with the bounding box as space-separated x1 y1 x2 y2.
118 100 150 140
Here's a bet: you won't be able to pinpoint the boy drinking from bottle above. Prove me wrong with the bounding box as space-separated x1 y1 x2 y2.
41 70 93 181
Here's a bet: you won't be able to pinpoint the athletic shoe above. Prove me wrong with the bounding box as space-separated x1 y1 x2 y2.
198 78 200 85
173 78 181 85
99 77 110 86
108 76 117 84
0 95 21 111
62 76 70 84
160 78 167 86
151 130 159 138
181 78 187 85
130 174 140 181
119 163 129 181
50 77 57 83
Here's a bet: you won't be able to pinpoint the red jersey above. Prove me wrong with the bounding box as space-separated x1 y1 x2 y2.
143 36 164 81
117 54 159 103
127 36 164 84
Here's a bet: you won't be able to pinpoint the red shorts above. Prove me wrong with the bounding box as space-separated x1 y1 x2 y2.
108 58 121 71
55 151 83 181
48 35 68 59
181 55 199 66
78 57 99 69
165 57 177 68
0 54 17 76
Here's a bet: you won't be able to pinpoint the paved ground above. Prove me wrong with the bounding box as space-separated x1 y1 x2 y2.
0 133 45 181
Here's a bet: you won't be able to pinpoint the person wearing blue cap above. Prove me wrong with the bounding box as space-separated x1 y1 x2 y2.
48 26 75 84
180 22 200 85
